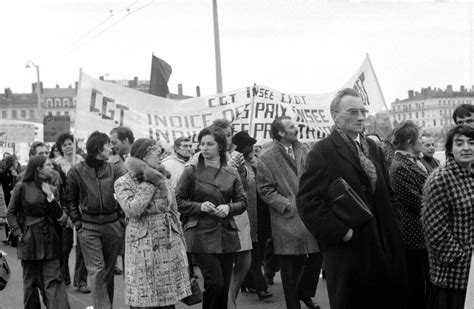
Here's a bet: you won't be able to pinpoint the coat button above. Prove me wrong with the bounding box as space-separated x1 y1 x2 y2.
361 185 367 191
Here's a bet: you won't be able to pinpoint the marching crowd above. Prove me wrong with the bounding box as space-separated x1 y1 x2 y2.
0 89 473 309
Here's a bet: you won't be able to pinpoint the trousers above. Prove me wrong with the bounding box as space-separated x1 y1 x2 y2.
78 220 123 309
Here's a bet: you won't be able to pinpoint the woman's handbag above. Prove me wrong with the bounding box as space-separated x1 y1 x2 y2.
0 250 11 291
181 278 202 306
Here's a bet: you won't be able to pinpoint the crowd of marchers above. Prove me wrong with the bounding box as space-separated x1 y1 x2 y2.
0 91 473 309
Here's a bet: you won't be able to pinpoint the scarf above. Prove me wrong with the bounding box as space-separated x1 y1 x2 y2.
334 127 377 193
175 152 190 163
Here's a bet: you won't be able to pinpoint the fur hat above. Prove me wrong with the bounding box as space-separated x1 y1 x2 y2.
130 138 157 160
232 131 257 153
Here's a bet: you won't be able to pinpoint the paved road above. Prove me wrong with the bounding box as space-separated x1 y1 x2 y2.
0 226 330 309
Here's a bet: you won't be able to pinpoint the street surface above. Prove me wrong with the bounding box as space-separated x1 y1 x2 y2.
0 226 329 309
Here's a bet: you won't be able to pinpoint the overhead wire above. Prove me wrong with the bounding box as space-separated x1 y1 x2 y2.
65 0 154 55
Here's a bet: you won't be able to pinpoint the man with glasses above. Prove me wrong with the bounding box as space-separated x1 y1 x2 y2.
296 88 407 309
66 131 125 309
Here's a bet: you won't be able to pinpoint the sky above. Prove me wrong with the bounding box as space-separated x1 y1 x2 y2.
1 0 473 106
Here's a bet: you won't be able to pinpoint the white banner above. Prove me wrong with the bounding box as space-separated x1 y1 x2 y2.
75 55 387 146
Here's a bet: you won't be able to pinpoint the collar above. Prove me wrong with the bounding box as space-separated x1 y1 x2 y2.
354 134 361 144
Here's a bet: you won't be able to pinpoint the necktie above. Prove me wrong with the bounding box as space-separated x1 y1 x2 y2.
287 147 295 160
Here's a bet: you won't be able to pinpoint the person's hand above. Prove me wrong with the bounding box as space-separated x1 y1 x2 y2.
232 153 245 169
343 229 353 242
17 234 23 243
200 201 216 214
66 218 74 229
41 182 54 199
214 204 230 218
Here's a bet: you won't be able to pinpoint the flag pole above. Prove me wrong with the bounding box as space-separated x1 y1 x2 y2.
365 53 393 129
212 0 223 93
72 68 83 165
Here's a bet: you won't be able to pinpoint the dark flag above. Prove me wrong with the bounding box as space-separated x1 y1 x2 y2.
149 54 172 97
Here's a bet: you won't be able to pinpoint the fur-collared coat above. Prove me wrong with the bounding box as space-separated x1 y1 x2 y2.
114 157 191 307
256 140 319 255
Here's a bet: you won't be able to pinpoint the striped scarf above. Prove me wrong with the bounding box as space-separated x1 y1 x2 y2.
334 127 377 193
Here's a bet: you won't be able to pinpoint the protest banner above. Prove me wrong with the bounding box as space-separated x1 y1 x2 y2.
43 115 71 142
0 121 36 143
74 54 387 146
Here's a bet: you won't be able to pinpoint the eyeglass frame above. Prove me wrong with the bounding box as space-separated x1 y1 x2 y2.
332 108 369 118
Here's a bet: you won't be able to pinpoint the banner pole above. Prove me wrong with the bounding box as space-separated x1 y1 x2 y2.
72 68 83 165
248 84 256 138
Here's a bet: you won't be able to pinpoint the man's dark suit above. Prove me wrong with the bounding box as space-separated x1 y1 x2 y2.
296 130 407 309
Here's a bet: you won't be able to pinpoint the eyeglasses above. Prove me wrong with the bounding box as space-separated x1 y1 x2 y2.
335 109 369 118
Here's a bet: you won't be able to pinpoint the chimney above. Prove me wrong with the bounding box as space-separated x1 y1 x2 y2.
178 84 183 96
421 88 427 96
56 84 59 88
408 90 414 99
99 76 104 81
461 85 466 92
4 88 11 99
447 85 453 92
196 86 201 97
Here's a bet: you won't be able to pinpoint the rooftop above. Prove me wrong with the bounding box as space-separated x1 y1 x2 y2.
393 85 474 104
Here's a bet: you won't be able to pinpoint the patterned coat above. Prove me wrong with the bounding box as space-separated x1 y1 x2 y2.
257 140 319 255
421 157 474 290
390 152 428 250
114 157 191 307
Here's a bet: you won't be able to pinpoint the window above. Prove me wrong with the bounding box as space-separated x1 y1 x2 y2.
21 110 26 118
12 110 17 118
433 120 436 126
48 112 53 116
29 110 35 118
1 111 6 118
422 120 425 126
65 111 69 116
398 114 401 120
55 98 61 107
416 112 418 118
409 113 412 119
440 110 443 116
63 98 69 107
422 111 425 117
46 98 53 107
56 111 61 116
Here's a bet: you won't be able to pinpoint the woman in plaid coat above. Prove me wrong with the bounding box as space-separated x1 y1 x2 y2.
421 125 474 309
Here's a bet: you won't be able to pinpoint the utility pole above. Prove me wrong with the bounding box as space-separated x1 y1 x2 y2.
212 0 223 93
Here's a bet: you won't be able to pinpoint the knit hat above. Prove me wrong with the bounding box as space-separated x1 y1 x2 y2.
232 131 257 153
130 138 157 160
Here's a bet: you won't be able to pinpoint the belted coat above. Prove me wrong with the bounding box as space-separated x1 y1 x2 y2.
176 154 247 254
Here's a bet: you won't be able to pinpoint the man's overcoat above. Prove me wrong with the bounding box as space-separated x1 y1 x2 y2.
296 130 407 309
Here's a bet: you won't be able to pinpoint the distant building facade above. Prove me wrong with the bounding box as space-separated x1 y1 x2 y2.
390 85 474 134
